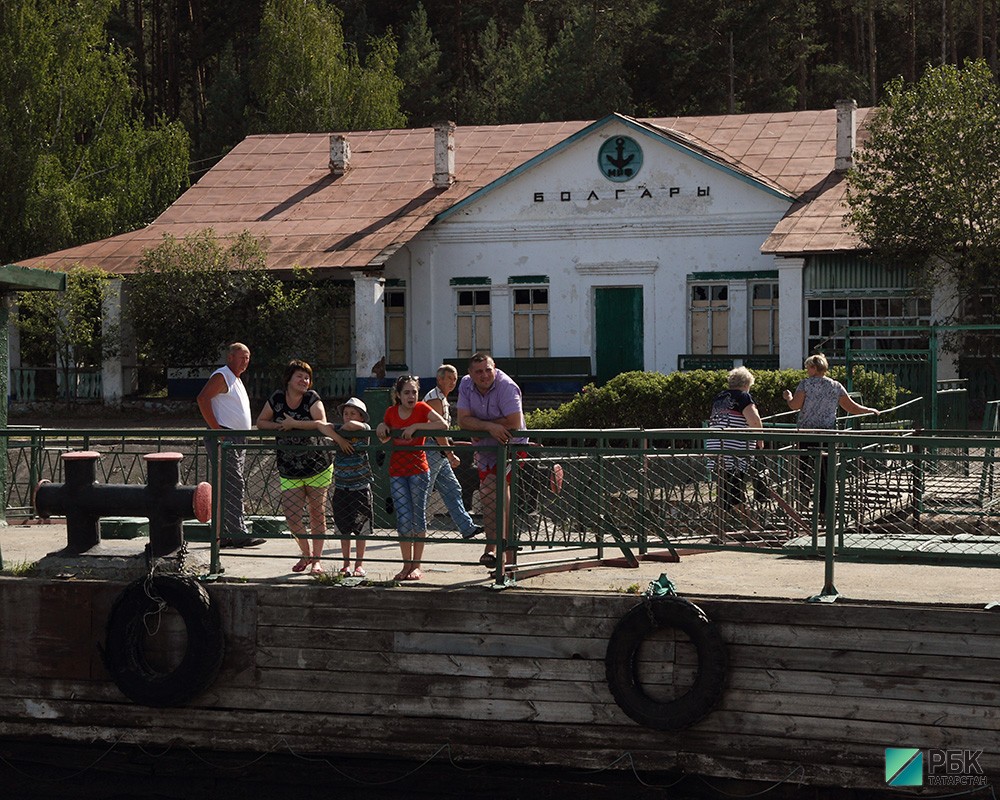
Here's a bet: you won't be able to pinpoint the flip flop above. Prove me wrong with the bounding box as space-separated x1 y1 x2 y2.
292 558 311 573
403 570 422 580
392 570 409 581
310 561 324 575
353 566 367 577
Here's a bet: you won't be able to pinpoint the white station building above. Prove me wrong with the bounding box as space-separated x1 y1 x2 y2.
21 102 943 402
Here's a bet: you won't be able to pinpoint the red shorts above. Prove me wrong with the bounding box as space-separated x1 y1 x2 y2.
478 451 527 483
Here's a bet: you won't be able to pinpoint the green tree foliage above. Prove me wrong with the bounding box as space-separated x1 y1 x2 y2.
532 5 640 120
48 0 1000 173
465 7 546 124
846 60 1000 326
525 369 900 430
15 266 116 371
396 3 451 127
250 0 405 133
0 0 190 263
198 42 249 168
127 229 350 369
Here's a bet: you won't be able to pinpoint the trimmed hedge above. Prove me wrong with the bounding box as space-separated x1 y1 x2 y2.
524 367 903 430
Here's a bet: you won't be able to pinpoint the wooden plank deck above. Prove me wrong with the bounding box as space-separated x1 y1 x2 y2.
0 577 997 790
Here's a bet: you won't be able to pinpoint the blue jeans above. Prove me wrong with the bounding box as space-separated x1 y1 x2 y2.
390 472 431 536
426 449 476 536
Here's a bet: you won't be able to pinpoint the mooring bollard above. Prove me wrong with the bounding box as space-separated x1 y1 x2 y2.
34 451 212 557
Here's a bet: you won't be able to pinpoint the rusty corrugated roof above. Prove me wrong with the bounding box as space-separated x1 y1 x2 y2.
18 108 870 273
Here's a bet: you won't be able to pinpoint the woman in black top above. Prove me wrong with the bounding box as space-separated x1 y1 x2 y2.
256 359 332 574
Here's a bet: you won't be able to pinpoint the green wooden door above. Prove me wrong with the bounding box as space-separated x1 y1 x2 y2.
595 287 644 384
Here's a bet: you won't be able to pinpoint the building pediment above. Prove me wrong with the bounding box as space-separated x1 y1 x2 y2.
433 113 793 227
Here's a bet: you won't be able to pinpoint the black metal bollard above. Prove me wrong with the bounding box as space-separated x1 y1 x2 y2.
34 451 212 557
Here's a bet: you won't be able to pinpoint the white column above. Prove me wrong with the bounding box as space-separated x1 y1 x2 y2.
777 257 805 369
353 273 385 379
930 264 960 379
101 278 124 407
491 284 513 358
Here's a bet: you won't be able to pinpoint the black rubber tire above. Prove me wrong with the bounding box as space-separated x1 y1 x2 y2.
605 595 727 730
103 575 225 707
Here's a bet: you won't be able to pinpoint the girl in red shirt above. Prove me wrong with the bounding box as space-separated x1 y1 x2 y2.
376 376 449 580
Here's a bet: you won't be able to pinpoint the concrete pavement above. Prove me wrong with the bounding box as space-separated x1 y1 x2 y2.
2 519 998 608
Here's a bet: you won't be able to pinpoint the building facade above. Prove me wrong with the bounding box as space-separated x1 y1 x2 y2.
19 104 946 402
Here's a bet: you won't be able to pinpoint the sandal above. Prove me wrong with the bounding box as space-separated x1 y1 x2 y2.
292 557 311 573
403 569 422 580
479 552 497 568
353 566 367 577
310 561 324 575
339 565 351 576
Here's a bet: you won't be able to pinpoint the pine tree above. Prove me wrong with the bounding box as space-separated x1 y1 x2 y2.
397 3 451 127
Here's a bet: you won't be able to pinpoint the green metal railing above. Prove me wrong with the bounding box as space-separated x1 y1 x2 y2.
4 421 999 595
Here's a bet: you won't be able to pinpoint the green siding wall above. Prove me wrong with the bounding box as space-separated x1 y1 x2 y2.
805 255 918 294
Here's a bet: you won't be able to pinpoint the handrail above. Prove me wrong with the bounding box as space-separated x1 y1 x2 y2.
5 424 998 591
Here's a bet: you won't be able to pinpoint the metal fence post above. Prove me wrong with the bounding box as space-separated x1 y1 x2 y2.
209 432 222 575
810 439 840 602
493 442 507 586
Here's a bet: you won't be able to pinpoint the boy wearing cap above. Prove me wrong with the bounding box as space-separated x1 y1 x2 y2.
423 364 483 541
318 397 373 577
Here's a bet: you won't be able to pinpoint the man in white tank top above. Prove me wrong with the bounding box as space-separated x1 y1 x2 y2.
197 343 264 547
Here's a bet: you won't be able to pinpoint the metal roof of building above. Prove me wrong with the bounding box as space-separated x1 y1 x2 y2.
18 108 872 274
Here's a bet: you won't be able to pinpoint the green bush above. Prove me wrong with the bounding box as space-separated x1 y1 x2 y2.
525 367 902 430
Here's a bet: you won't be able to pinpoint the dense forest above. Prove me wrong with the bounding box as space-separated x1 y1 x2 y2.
3 0 1000 263
112 0 1000 165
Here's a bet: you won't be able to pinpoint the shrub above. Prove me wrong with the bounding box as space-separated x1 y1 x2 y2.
525 367 902 430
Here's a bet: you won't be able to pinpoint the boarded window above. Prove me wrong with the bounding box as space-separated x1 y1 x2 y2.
690 284 729 354
513 286 549 357
457 289 491 358
385 289 406 366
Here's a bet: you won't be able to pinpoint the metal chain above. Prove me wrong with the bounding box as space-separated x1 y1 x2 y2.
642 594 658 630
141 544 166 637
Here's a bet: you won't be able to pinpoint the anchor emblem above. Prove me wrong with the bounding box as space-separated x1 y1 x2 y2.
598 135 642 182
605 138 634 173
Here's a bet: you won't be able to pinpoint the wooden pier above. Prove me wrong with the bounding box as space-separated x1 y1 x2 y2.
0 576 997 791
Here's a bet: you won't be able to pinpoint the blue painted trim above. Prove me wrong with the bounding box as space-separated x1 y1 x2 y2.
432 113 792 224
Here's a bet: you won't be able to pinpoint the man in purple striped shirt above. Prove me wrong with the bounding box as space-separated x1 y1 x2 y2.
457 353 527 570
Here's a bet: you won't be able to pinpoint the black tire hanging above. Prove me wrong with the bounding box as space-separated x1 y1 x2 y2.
605 595 727 730
103 575 225 707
